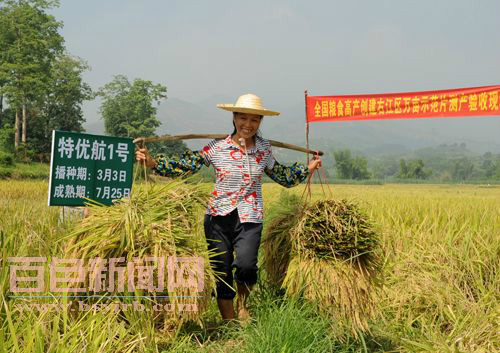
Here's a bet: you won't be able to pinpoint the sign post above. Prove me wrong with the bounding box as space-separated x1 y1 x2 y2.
48 130 134 206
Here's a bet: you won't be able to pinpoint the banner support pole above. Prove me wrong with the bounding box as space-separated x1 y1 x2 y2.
304 90 310 165
304 90 312 198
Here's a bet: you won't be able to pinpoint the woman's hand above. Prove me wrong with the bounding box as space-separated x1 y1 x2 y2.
308 155 322 174
135 147 157 168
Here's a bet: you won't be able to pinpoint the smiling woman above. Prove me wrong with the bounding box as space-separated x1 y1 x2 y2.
231 112 263 145
135 93 322 323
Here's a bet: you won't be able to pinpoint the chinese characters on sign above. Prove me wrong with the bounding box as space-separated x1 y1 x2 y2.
8 256 204 293
48 131 134 206
306 85 500 122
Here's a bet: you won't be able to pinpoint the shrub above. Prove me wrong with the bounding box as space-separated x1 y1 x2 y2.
0 123 15 153
0 151 14 166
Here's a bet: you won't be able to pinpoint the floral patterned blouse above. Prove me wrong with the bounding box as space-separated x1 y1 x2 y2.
153 135 308 223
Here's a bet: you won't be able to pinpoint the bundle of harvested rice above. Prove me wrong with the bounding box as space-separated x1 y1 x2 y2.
263 193 382 336
62 180 217 332
294 199 379 266
261 190 301 287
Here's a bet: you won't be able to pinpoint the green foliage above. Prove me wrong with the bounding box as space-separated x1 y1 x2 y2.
0 0 64 107
439 170 452 182
333 149 352 179
399 159 408 176
0 161 48 179
148 139 188 158
0 150 13 166
0 0 60 9
370 157 399 179
452 157 474 181
13 142 36 162
27 54 92 158
366 143 500 182
0 123 14 152
351 154 371 180
97 75 167 138
480 152 499 179
0 0 89 155
398 158 431 179
241 298 336 353
333 149 371 180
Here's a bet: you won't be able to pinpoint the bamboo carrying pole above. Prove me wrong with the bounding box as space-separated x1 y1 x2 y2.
133 134 324 156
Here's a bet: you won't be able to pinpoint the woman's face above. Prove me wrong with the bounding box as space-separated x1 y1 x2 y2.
233 113 262 139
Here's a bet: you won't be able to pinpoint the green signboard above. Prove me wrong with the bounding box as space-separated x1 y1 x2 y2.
48 130 134 206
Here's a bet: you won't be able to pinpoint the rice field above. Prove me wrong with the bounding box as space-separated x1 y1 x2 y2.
1 180 499 352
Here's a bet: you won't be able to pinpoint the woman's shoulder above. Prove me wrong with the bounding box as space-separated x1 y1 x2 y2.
202 135 231 153
256 135 272 150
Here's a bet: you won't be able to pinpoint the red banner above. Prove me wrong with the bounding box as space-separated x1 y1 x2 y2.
306 85 500 122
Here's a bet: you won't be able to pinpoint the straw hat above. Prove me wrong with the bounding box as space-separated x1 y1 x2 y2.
217 93 280 116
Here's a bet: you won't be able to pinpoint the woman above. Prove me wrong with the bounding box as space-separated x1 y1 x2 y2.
135 93 321 322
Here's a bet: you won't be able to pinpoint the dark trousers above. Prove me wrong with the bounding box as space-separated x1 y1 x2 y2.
204 209 263 299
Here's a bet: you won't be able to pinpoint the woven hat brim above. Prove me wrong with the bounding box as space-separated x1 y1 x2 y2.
217 104 280 116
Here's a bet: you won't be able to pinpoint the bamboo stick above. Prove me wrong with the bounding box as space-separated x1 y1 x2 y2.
133 134 324 156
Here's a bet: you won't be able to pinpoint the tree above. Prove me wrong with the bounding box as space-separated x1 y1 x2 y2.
399 159 408 178
97 75 187 156
147 139 188 157
481 152 497 179
28 54 92 158
452 157 474 181
351 156 371 180
98 75 167 138
0 0 64 149
398 159 431 179
333 149 353 179
45 55 91 131
411 159 425 179
333 149 370 180
371 158 399 179
0 123 15 152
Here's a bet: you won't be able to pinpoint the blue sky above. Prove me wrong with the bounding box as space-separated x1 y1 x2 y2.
51 0 500 127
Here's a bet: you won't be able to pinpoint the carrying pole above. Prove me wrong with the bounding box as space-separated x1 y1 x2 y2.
133 134 324 156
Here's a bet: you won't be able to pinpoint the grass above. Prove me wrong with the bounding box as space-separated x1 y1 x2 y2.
0 162 49 180
240 296 336 353
1 181 499 352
